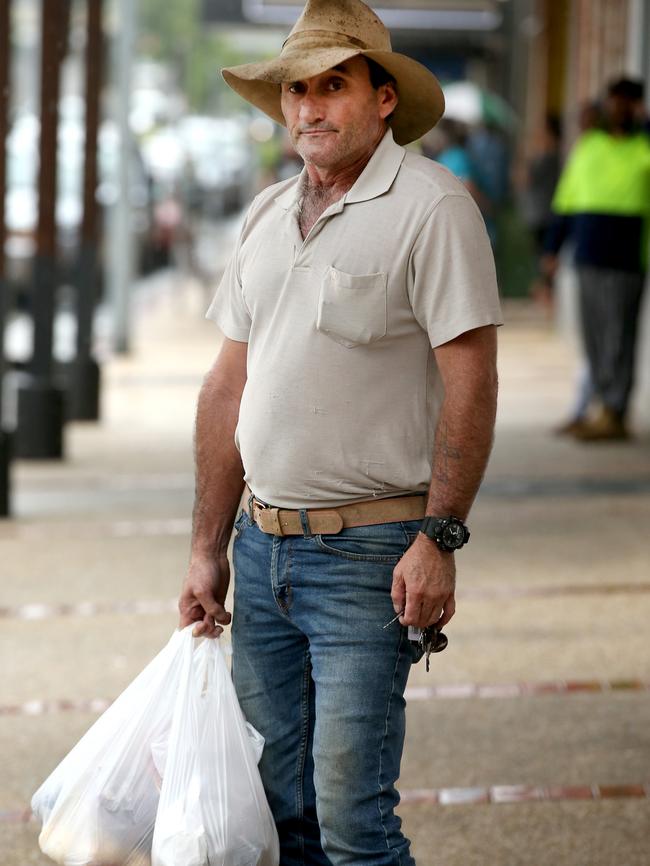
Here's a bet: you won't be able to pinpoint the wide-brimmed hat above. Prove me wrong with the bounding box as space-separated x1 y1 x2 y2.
222 0 445 145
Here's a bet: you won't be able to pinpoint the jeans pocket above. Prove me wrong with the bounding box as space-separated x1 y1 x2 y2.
233 508 250 539
316 266 387 348
314 522 410 562
402 519 423 549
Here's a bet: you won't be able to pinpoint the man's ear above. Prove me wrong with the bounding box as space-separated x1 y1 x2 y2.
378 82 399 120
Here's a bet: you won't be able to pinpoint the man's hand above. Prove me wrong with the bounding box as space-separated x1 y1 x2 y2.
178 553 232 639
391 535 456 629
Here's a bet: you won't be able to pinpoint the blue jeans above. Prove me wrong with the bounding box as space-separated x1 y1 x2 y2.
231 509 424 866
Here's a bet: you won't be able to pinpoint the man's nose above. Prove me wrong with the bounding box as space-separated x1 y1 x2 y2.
298 93 325 124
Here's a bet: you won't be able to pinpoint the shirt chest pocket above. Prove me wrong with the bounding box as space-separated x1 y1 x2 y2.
316 266 388 348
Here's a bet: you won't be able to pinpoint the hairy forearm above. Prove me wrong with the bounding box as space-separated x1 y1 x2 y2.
191 372 245 560
426 372 498 520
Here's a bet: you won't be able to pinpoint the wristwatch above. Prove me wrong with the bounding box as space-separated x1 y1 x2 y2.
420 515 470 553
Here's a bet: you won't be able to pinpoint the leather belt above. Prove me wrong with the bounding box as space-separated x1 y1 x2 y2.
246 487 426 536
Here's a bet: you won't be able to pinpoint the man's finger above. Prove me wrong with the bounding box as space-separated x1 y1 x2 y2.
412 597 431 628
437 595 456 628
193 612 224 640
192 620 206 637
421 602 440 629
195 590 232 625
391 571 406 614
401 592 423 625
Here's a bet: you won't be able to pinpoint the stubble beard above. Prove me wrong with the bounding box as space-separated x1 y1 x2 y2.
293 115 381 172
294 129 344 169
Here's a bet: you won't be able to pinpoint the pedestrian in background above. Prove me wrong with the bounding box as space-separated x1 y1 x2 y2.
538 102 601 427
467 121 510 245
421 118 489 218
177 0 501 862
543 77 650 440
520 113 562 312
522 113 562 255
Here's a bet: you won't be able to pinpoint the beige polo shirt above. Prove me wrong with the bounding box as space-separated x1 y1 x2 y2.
207 130 502 509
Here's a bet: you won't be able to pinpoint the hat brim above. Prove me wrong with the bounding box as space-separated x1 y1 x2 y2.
222 47 444 146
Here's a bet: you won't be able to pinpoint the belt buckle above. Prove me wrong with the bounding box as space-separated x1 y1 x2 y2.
250 495 269 518
252 497 284 536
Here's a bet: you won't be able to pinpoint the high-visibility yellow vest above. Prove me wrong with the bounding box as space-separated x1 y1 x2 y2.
552 130 650 216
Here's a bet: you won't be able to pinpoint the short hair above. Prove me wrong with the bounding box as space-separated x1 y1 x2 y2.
607 77 644 101
364 57 396 91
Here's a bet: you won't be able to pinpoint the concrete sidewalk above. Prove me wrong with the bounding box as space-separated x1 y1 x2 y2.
1 271 649 866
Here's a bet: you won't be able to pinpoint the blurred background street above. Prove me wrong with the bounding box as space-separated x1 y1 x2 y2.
1 1 650 865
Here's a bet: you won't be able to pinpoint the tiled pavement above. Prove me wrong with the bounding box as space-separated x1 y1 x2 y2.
1 273 650 865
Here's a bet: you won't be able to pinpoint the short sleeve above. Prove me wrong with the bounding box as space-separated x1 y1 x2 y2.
407 193 503 347
205 221 251 342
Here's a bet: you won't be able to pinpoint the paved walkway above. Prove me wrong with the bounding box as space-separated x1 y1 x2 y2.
1 270 649 866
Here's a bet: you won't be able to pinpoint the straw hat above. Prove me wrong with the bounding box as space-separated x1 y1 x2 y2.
222 0 445 145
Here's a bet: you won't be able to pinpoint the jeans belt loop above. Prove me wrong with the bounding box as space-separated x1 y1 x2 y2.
298 509 313 538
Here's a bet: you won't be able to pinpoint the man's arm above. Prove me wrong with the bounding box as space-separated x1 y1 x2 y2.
392 324 498 629
178 337 248 638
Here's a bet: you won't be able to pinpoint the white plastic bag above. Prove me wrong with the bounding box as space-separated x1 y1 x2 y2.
32 627 278 866
31 628 188 866
152 632 279 866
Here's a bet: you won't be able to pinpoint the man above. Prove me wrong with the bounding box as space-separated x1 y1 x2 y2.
545 78 650 440
178 2 501 864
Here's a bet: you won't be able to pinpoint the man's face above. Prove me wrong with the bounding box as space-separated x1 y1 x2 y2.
604 94 637 131
280 56 398 172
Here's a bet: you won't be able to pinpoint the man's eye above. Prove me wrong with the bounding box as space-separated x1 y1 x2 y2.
287 83 304 94
327 79 344 91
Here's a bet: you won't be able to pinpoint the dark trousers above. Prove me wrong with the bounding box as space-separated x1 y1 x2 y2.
577 266 646 417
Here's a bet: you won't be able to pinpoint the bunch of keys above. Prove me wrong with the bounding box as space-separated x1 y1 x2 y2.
409 625 448 671
383 610 448 671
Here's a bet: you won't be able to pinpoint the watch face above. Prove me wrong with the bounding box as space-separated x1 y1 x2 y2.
442 521 465 549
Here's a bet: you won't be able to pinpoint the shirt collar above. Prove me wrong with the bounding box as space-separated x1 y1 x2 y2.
345 129 405 204
273 128 405 213
274 172 304 212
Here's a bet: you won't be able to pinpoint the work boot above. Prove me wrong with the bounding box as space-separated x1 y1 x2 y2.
571 406 629 441
553 416 586 436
